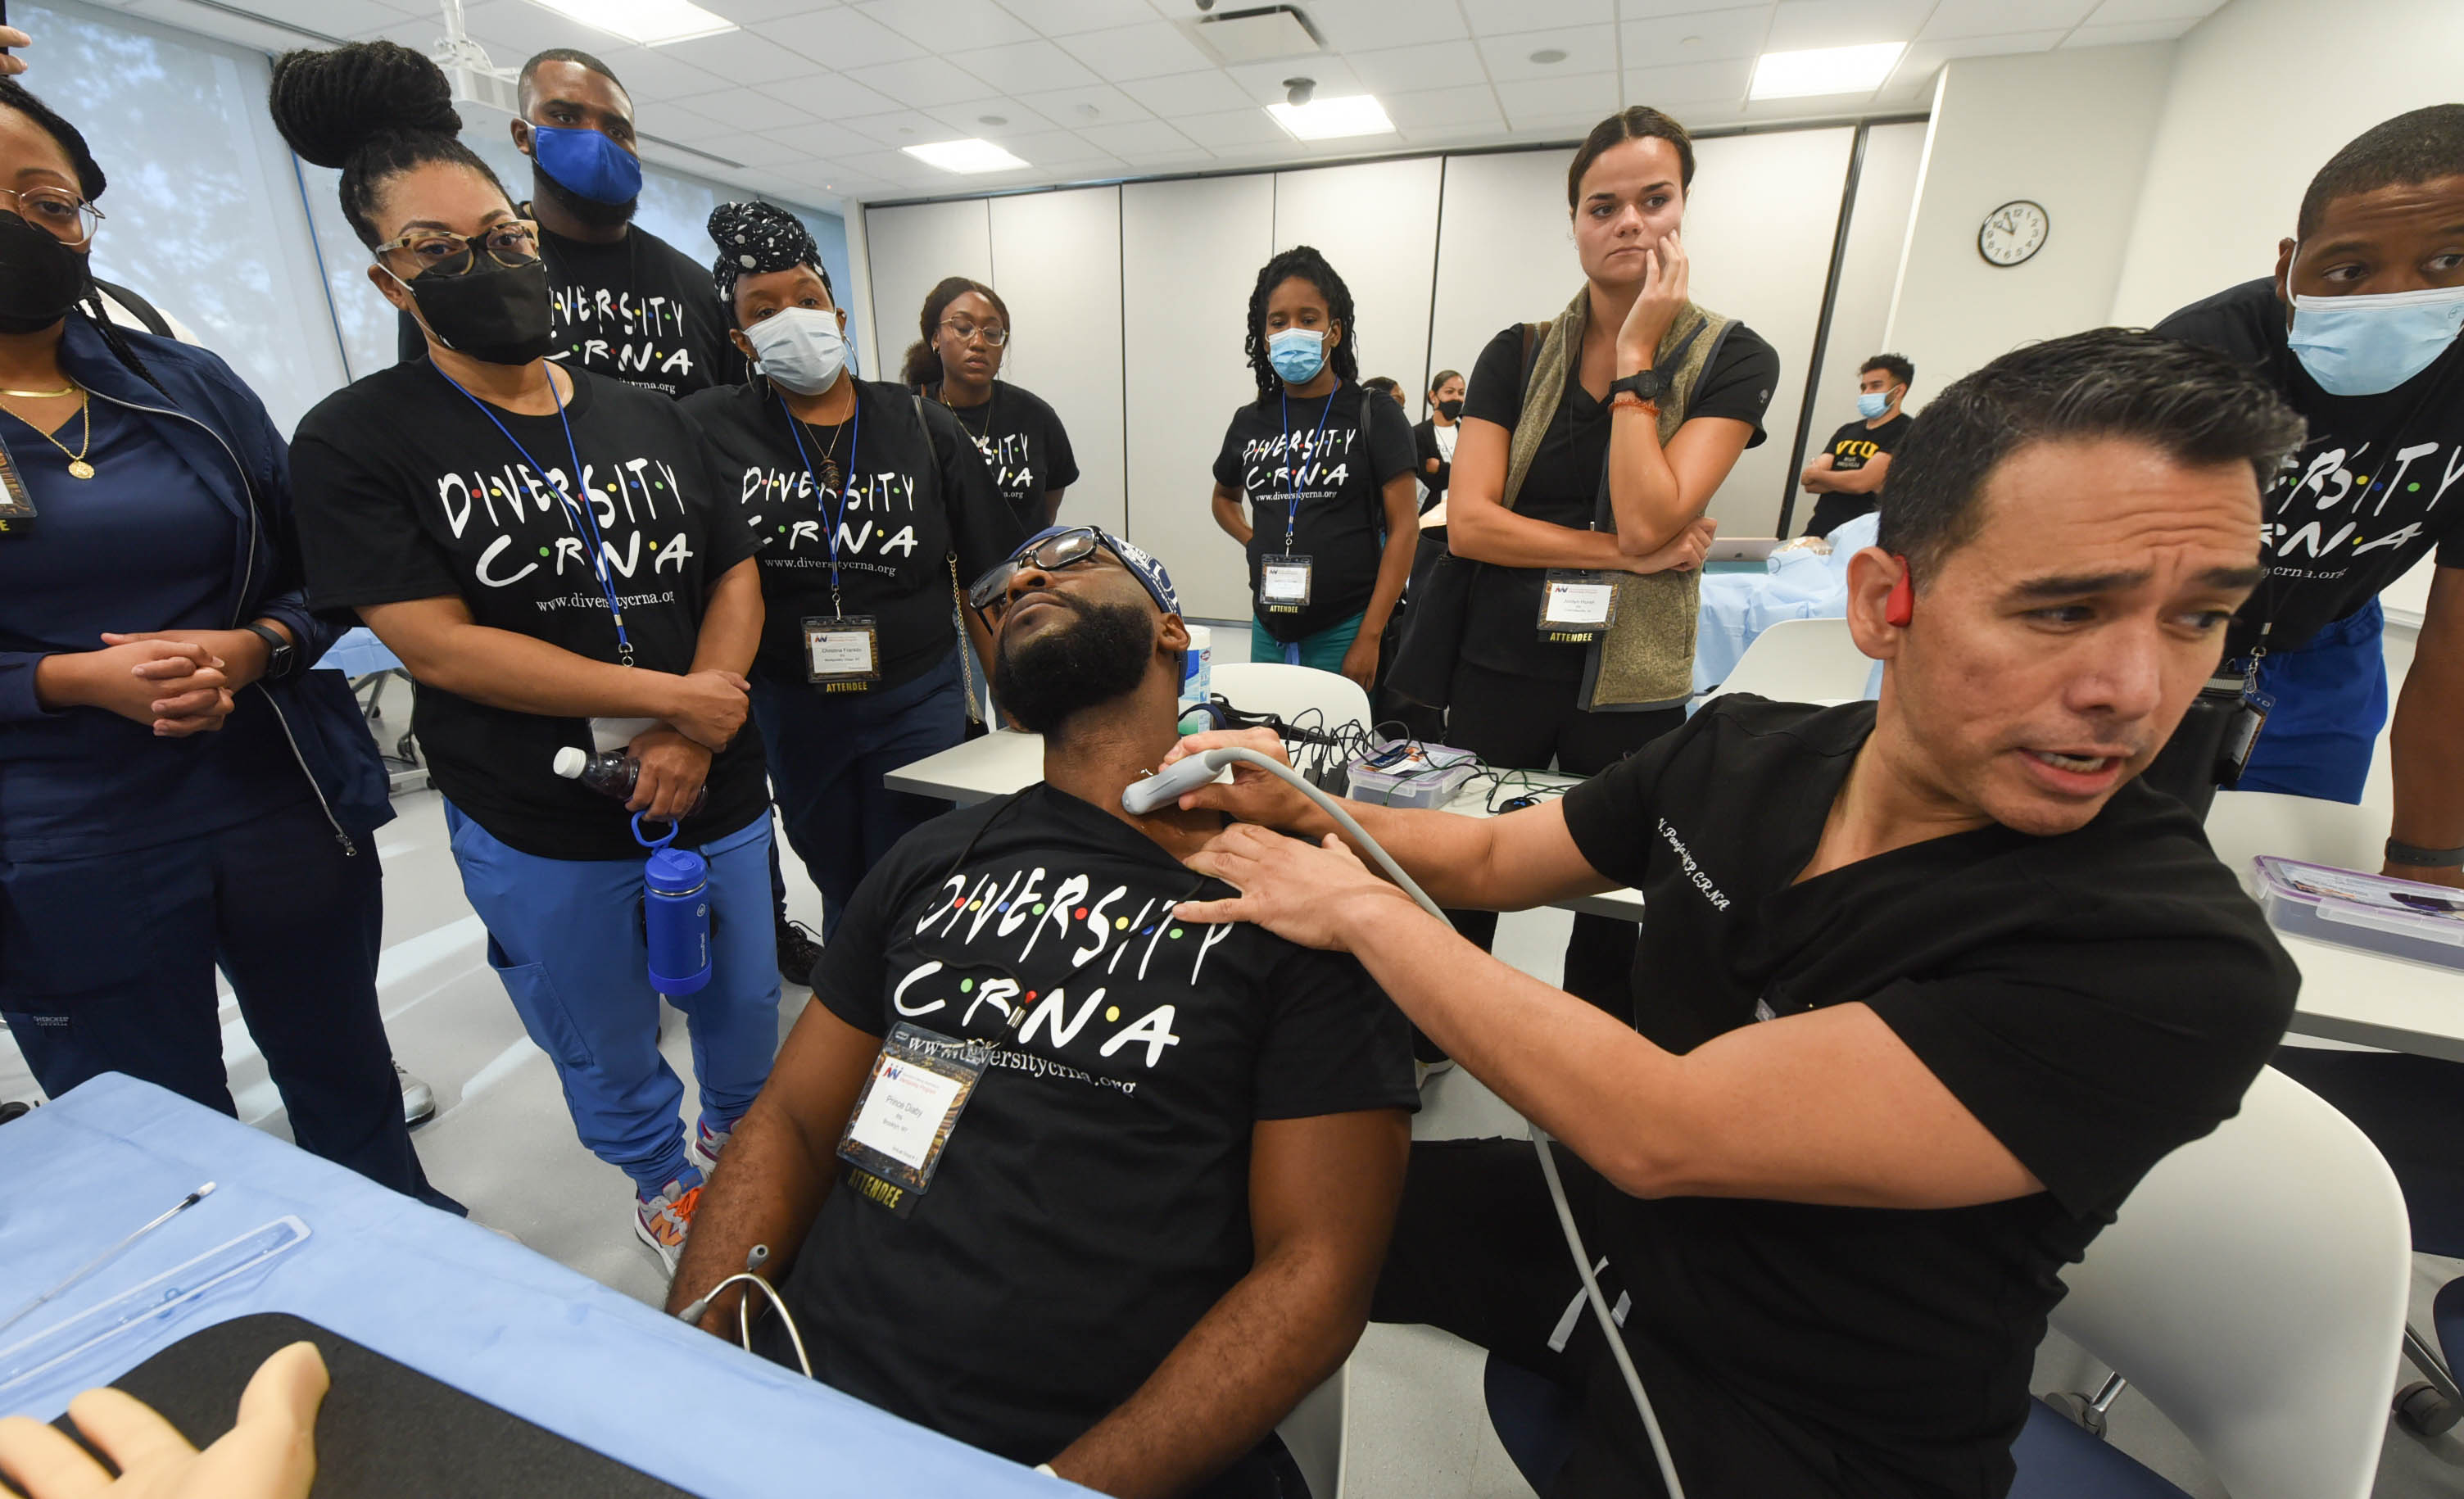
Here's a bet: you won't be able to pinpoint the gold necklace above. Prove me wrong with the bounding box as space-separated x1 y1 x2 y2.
1 386 92 478
0 385 76 398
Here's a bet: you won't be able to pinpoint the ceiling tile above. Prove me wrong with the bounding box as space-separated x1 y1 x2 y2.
1381 84 1507 134
697 132 817 169
1221 57 1368 107
922 102 1051 138
1479 25 1618 81
1076 119 1199 157
994 129 1123 167
699 0 845 24
225 0 405 33
1302 0 1471 51
1115 69 1257 116
1886 29 2065 89
992 0 1160 36
646 28 821 87
1054 21 1216 81
676 88 818 132
1622 55 1753 105
1014 81 1157 129
1764 0 1932 52
1170 107 1293 149
456 0 596 66
841 109 967 147
1460 0 1615 36
2059 18 2196 45
1619 0 1770 16
1345 38 1492 94
640 100 734 142
2083 0 2224 21
765 75 908 119
947 38 1102 93
1916 0 2097 39
1493 72 1620 127
1621 7 1769 63
844 57 1007 106
853 0 1039 51
760 7 927 68
598 45 732 103
763 120 883 158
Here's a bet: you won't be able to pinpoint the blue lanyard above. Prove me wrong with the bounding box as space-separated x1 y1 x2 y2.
1278 383 1338 555
434 365 635 665
778 387 862 618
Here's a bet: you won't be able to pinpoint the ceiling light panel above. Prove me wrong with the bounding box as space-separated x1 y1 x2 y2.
1748 42 1907 99
902 138 1032 173
522 0 736 48
1266 93 1396 140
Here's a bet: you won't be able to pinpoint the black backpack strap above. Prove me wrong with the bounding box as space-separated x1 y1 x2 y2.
91 277 174 339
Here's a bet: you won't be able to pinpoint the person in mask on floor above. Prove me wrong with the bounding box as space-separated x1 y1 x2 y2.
0 76 451 1210
2152 104 2464 886
683 203 1022 944
273 42 777 1270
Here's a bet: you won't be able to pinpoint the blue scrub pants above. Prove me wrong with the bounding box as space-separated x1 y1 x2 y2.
2240 598 2389 804
753 652 965 943
444 804 781 1193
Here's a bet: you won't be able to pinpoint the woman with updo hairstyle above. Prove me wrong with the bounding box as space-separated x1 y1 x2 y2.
0 75 445 1208
684 204 1020 943
271 40 781 1266
901 275 1077 529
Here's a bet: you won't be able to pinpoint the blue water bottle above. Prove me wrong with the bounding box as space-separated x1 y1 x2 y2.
634 813 712 997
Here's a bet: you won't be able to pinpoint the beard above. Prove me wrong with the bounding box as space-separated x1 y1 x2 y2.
992 596 1156 735
532 165 638 230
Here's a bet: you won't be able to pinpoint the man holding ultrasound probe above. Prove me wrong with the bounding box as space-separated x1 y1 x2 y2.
1164 329 2304 1499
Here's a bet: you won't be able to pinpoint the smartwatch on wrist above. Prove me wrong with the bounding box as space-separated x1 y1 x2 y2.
242 621 297 682
1607 369 1674 405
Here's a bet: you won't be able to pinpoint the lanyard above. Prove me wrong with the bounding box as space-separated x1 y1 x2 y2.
1277 384 1338 555
779 387 862 618
435 365 634 665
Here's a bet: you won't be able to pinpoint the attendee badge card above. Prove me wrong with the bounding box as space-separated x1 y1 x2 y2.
0 433 35 537
838 1022 988 1218
803 614 881 688
1261 555 1313 614
1538 570 1618 642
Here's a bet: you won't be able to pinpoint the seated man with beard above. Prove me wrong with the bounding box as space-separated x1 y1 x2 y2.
671 525 1417 1499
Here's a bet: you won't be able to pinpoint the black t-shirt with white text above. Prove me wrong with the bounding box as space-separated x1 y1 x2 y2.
2158 277 2464 653
396 220 744 399
926 380 1080 532
1801 412 1909 538
1557 695 2296 1497
777 784 1418 1463
1461 320 1779 681
1211 383 1416 641
679 378 1024 691
292 364 766 860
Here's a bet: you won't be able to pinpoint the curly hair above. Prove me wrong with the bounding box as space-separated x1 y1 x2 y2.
1244 245 1357 401
268 41 512 247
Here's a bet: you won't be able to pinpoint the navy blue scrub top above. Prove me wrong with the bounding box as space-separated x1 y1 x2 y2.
0 397 306 862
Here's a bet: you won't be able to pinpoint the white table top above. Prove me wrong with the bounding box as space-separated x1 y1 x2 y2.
885 734 2459 1058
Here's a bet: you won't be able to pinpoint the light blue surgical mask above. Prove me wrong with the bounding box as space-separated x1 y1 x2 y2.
746 306 847 396
1855 390 1892 419
1267 328 1327 385
2286 283 2464 396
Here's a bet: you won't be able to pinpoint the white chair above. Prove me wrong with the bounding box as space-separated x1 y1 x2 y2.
2202 789 2382 894
1701 617 1874 706
1207 661 1374 736
1276 1365 1348 1498
2036 1066 2409 1499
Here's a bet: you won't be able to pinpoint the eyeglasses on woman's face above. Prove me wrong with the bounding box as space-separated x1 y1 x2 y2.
372 220 542 279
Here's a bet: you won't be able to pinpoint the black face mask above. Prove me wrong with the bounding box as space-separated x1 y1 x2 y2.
0 212 90 335
1437 398 1463 421
404 256 555 365
991 595 1155 736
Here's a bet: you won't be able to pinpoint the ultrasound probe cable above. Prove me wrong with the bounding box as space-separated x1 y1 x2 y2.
1126 748 1688 1499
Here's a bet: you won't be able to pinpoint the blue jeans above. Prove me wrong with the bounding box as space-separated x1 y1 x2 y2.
2241 598 2389 804
753 652 966 942
444 803 781 1193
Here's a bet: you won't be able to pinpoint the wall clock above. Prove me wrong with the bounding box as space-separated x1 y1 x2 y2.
1978 200 2049 267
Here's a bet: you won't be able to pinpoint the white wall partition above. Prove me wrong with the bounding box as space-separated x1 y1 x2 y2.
863 199 993 383
1122 175 1277 620
1426 150 1574 413
988 188 1126 539
1270 157 1445 412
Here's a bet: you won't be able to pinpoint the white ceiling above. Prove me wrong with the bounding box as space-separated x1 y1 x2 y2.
109 0 2226 210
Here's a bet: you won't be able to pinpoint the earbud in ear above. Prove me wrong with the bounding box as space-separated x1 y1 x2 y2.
1885 557 1915 627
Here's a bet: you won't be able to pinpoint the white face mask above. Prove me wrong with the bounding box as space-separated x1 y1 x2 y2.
746 306 847 395
2285 282 2464 396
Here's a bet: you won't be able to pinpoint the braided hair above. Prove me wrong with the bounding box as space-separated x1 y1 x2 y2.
0 79 161 392
902 276 1008 388
1243 245 1358 401
267 41 512 248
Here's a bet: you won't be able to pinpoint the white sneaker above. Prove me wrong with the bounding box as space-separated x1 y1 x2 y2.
686 1116 732 1179
634 1170 704 1276
396 1062 435 1128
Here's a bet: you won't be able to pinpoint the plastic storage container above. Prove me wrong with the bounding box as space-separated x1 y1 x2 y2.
1348 739 1479 810
2253 855 2464 971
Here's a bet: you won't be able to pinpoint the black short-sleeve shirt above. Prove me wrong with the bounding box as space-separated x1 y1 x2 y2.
775 784 1417 1463
1211 382 1417 641
679 378 1025 691
2157 277 2464 653
292 364 766 861
1460 320 1779 681
928 380 1079 532
1553 695 2296 1496
1800 411 1910 538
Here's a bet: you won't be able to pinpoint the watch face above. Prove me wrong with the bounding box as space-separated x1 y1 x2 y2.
1979 200 2049 266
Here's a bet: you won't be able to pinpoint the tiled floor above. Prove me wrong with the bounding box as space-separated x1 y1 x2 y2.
7 624 2464 1496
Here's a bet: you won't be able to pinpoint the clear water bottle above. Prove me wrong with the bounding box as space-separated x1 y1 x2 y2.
551 746 707 817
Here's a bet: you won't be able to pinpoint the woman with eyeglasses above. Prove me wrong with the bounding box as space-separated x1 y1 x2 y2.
0 79 449 1207
686 205 1022 944
902 277 1077 531
271 43 779 1266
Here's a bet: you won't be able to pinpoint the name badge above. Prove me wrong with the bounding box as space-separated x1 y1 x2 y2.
1538 570 1618 642
1261 555 1313 614
804 614 881 686
838 1022 987 1218
0 436 35 537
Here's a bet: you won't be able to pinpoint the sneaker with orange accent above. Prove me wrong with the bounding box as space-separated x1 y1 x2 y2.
633 1168 704 1275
